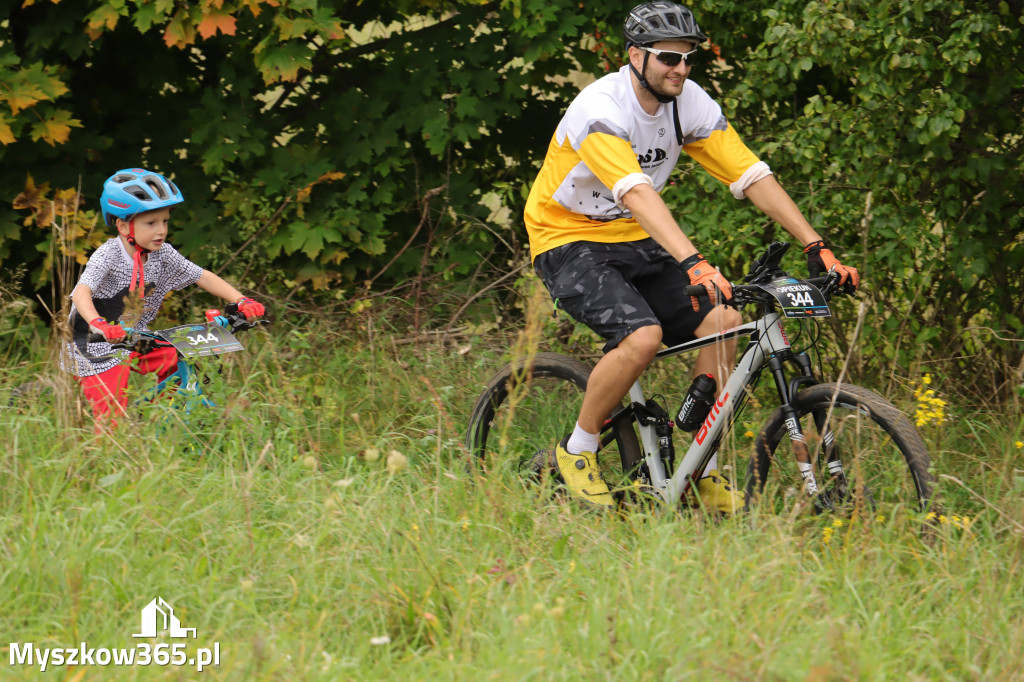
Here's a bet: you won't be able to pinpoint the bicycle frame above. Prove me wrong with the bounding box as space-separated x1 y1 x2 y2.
144 352 216 413
623 310 795 504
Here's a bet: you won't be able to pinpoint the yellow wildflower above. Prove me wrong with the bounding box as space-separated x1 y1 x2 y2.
913 376 947 426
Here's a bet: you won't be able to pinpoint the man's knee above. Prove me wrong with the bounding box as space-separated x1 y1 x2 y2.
698 305 742 334
619 325 662 360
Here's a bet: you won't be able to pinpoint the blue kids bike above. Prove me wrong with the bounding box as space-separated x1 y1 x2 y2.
77 305 269 437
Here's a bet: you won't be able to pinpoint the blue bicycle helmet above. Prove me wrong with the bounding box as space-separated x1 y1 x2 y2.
100 168 184 228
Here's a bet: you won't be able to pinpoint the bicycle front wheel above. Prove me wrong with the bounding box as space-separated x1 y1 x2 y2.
466 352 644 494
746 383 935 517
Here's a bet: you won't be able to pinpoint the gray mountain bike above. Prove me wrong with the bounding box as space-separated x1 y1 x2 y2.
467 242 935 517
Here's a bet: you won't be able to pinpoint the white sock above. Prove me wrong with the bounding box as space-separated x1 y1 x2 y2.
701 454 719 478
566 422 600 455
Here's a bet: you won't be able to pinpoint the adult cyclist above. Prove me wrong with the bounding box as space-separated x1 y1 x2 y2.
524 1 859 511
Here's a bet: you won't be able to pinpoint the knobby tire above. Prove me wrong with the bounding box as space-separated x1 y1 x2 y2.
747 382 935 516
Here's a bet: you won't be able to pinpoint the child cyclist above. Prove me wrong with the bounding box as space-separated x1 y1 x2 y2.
64 167 265 429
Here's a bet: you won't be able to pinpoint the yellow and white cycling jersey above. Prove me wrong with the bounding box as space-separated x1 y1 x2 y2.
525 65 771 261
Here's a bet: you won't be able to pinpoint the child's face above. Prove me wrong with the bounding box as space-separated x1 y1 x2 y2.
117 208 170 251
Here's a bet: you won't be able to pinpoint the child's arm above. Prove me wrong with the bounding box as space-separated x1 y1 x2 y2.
71 284 126 340
195 271 245 302
71 284 102 324
195 271 265 318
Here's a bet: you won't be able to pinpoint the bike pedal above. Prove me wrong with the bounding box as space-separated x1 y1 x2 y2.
522 448 557 481
812 490 836 514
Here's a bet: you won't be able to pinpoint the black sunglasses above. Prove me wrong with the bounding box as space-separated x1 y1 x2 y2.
641 46 699 67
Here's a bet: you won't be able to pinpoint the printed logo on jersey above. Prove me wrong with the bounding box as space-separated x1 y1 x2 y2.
637 148 668 167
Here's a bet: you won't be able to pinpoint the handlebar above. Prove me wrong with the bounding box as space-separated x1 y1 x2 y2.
684 271 846 309
87 310 269 351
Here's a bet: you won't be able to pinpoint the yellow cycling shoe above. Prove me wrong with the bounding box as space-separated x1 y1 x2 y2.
554 438 614 507
696 469 746 514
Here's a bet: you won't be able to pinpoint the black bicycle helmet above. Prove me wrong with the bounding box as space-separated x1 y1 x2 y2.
623 1 707 48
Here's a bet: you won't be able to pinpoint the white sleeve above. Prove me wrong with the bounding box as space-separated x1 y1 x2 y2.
612 173 655 207
729 161 773 199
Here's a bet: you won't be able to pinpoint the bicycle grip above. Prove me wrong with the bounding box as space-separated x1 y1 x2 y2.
684 285 706 297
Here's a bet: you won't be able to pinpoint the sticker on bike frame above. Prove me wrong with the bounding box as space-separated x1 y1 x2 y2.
156 323 245 357
756 277 831 318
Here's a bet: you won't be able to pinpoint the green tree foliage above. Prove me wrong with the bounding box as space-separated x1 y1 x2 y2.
0 0 616 294
662 0 1023 394
1 0 1021 392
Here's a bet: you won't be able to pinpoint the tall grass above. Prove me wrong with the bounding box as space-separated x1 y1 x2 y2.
1 290 1022 679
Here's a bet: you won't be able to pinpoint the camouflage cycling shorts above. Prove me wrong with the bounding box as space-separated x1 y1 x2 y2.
534 238 713 352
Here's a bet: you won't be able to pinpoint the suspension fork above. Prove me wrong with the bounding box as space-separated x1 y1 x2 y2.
767 352 832 509
792 352 854 501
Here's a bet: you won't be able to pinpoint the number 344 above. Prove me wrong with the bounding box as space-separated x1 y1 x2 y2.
187 332 219 346
787 291 814 307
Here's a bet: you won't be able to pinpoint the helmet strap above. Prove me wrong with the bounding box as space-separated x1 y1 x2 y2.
629 51 684 146
126 217 148 298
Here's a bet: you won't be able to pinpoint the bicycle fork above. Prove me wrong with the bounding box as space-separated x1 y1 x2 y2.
766 350 850 511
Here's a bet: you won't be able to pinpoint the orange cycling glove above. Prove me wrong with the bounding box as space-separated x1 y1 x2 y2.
803 241 859 293
235 296 265 319
89 317 126 342
680 253 733 312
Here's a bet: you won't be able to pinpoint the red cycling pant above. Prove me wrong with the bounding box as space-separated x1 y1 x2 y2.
77 346 179 431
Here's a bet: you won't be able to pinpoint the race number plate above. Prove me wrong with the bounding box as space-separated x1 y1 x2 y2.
156 323 245 357
756 277 831 318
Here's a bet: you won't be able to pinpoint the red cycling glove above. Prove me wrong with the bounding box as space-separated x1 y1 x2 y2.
89 317 126 342
681 253 733 312
804 240 860 292
235 296 265 319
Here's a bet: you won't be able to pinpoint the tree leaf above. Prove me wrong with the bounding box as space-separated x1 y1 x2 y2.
163 10 197 48
0 118 14 145
29 109 82 146
84 4 122 40
197 12 237 40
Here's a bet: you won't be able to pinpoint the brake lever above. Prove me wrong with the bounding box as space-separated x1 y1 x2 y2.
816 268 842 297
229 316 271 334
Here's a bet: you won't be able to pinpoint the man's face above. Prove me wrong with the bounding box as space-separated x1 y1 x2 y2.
629 40 697 98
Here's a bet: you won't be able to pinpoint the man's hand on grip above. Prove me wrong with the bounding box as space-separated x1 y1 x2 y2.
804 240 859 293
681 253 733 312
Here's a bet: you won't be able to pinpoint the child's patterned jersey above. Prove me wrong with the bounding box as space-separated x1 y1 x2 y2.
64 238 203 376
524 65 771 261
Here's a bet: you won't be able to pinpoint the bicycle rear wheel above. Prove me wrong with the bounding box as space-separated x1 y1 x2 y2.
466 352 644 496
7 379 54 410
746 383 935 517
